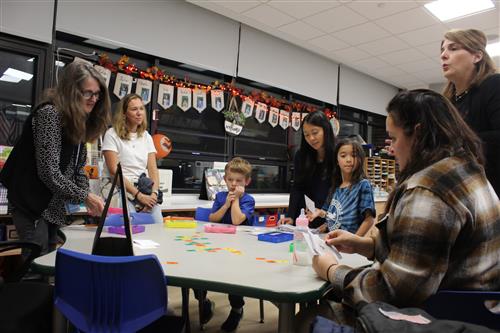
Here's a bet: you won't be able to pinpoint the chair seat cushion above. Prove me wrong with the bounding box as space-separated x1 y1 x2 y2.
0 282 53 333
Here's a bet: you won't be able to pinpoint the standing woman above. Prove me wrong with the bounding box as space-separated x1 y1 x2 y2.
0 62 110 255
102 93 163 224
281 111 336 227
441 28 500 197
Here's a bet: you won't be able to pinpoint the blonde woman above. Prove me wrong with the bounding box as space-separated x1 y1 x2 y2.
441 28 500 197
102 93 163 223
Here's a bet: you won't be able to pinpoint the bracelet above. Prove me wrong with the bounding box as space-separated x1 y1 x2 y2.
134 191 140 199
326 263 337 283
152 191 158 196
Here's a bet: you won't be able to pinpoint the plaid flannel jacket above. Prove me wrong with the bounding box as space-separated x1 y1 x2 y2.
330 156 500 308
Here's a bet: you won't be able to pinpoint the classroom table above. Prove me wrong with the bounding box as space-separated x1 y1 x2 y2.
33 222 371 333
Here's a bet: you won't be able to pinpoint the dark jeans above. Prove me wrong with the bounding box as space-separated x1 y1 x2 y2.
12 208 59 256
194 289 245 309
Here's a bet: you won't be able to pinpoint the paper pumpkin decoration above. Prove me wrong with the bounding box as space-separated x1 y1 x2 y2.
153 134 172 159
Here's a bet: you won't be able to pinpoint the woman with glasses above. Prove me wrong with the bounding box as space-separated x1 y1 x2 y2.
0 61 110 255
102 93 163 224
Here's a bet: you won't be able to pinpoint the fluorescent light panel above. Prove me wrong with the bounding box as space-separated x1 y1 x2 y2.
0 75 22 83
486 41 500 57
425 0 495 22
3 68 33 81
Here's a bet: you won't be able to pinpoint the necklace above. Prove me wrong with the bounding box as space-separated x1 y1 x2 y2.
454 89 469 102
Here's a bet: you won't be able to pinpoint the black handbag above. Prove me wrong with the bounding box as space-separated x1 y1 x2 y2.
91 163 134 256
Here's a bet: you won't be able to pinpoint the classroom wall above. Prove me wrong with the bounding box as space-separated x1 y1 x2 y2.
56 0 240 76
238 25 339 105
339 65 398 116
3 0 398 114
0 0 54 43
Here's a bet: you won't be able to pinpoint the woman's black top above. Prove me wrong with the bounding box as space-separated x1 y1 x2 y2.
454 73 500 197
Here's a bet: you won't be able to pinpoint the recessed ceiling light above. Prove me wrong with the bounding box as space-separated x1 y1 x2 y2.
3 68 33 81
424 0 495 22
0 74 22 83
486 41 500 57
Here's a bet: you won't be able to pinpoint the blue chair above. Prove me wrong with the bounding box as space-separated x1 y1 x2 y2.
194 207 211 222
424 290 500 330
54 248 185 333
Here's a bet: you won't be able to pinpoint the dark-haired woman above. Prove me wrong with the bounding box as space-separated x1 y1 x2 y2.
280 111 336 227
441 28 500 197
305 90 500 329
0 62 110 255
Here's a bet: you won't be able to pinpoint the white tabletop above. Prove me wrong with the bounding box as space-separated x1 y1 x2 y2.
160 193 290 212
34 222 371 331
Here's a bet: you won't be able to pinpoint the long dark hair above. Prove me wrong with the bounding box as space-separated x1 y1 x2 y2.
296 111 336 186
387 89 483 184
39 62 111 144
332 138 366 190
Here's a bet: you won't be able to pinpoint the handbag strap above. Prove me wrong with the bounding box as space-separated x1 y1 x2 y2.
92 163 133 253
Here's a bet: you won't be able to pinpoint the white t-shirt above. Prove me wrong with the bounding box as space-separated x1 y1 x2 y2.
102 127 157 183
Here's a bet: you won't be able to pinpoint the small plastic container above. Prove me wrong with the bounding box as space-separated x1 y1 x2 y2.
164 220 197 228
293 209 312 266
258 232 293 243
204 224 237 234
108 225 145 235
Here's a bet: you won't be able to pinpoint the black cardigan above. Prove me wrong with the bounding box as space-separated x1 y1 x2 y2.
288 150 331 227
0 105 75 220
455 73 500 197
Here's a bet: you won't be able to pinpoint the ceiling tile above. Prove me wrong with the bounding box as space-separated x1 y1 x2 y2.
398 24 449 47
330 47 371 62
334 22 391 45
379 48 427 65
357 36 408 56
347 0 419 20
267 0 341 19
242 4 295 28
213 1 262 13
418 41 441 58
446 8 500 31
370 65 407 77
278 21 325 40
352 57 390 71
375 7 439 34
395 58 441 73
303 5 367 33
308 34 351 51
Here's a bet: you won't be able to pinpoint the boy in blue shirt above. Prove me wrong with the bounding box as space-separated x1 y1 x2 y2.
197 157 255 332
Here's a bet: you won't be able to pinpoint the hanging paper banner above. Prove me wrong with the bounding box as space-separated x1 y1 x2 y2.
193 89 207 113
279 109 289 130
331 116 340 136
177 87 192 112
269 107 279 128
113 73 133 99
241 98 254 118
224 96 243 135
292 112 301 131
302 112 308 121
158 84 174 110
135 79 152 105
94 65 111 87
254 103 268 124
211 90 224 112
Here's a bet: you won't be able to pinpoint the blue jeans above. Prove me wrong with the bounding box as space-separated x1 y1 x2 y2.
12 207 59 256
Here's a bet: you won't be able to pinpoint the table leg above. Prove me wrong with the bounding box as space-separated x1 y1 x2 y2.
278 302 295 333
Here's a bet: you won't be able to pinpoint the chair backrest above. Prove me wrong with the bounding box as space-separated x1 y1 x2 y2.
0 241 41 282
424 290 500 330
195 207 211 222
54 248 167 333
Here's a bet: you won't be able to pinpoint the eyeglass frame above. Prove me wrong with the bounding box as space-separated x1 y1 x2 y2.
80 90 101 100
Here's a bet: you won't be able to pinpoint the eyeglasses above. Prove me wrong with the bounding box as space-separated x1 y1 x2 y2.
81 90 101 100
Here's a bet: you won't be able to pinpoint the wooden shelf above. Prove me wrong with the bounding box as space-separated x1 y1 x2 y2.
364 157 396 192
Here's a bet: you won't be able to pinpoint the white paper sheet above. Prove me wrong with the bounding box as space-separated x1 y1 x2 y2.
304 195 316 214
